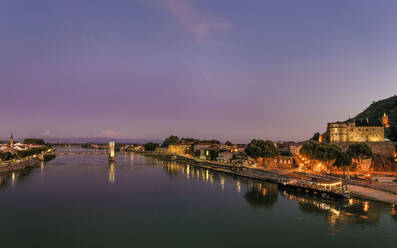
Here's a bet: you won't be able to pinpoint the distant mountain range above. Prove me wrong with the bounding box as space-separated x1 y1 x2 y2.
352 95 397 142
43 137 162 144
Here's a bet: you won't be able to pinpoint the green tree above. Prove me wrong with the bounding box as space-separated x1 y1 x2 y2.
245 139 279 159
225 141 233 146
347 143 373 167
279 149 292 156
23 138 45 145
180 137 200 143
161 135 180 148
333 151 352 176
144 142 158 151
347 143 373 159
300 141 318 158
315 143 340 162
311 132 320 142
0 151 17 161
201 139 220 144
300 141 341 170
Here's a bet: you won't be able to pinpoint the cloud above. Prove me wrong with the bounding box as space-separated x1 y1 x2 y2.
42 130 53 137
159 0 231 41
98 130 123 138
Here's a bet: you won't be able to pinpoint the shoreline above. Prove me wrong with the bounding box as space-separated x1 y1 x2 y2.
0 158 41 174
0 152 55 174
143 152 397 205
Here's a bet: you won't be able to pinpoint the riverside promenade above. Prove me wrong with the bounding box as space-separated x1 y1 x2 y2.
348 185 397 204
146 152 397 205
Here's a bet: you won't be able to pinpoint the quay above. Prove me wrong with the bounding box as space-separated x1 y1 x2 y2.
144 153 350 202
143 152 397 205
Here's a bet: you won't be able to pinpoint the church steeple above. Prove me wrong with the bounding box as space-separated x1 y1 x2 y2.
9 132 14 149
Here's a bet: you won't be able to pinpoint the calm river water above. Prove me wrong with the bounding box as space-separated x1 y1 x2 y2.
0 148 396 247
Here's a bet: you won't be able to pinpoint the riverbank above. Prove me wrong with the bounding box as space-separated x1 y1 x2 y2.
0 152 55 174
0 157 41 173
143 152 397 205
348 185 397 204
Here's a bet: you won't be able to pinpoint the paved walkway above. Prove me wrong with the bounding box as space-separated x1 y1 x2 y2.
347 184 397 204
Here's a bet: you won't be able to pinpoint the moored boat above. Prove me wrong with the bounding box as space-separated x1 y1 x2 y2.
279 178 350 201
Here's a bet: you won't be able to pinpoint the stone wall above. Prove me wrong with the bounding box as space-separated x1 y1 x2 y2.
333 141 396 158
328 122 384 142
167 144 191 155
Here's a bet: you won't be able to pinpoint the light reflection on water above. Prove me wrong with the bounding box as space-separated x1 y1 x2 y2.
150 155 395 228
0 151 396 247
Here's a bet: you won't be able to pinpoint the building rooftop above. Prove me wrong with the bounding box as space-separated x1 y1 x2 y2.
329 119 383 127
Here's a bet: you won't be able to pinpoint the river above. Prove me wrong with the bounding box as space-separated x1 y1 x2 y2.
0 148 396 247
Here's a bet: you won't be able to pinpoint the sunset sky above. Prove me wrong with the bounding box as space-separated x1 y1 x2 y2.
1 0 397 142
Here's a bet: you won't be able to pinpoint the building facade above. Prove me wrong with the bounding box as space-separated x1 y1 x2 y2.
258 156 295 169
9 133 14 149
167 144 191 155
327 120 384 143
217 151 233 163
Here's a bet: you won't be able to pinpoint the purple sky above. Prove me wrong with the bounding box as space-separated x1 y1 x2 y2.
1 0 397 143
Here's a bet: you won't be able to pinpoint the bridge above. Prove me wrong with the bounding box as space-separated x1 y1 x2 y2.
55 151 107 156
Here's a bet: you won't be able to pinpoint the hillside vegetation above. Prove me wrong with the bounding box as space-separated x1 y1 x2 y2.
354 95 397 142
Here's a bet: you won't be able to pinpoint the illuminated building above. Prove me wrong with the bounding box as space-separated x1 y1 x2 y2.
261 156 294 169
167 144 191 155
382 113 390 128
9 132 14 149
217 151 233 163
328 120 384 143
108 142 115 161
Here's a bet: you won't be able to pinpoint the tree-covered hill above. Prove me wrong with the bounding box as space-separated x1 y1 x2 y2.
354 95 397 141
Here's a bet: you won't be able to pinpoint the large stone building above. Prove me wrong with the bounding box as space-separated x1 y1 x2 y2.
327 120 384 143
167 144 192 155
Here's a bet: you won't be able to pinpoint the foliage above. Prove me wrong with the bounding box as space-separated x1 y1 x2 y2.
315 143 341 162
144 142 158 151
180 137 200 143
0 147 49 161
23 139 46 145
0 152 17 161
279 149 292 156
225 141 233 146
333 151 352 168
16 147 48 158
300 141 341 163
353 95 397 141
161 135 180 148
299 141 318 158
347 143 373 160
201 139 220 144
245 139 279 159
311 132 320 142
